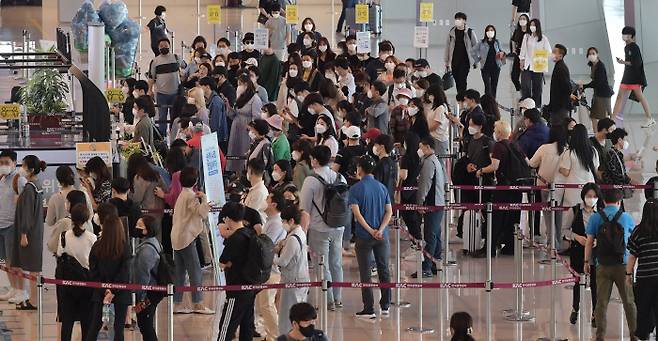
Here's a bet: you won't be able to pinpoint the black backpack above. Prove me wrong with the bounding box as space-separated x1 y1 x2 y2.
143 241 176 285
241 228 275 284
311 174 350 228
55 232 92 299
595 210 626 266
500 141 532 186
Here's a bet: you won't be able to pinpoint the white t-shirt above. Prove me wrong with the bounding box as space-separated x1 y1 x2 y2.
519 34 552 73
557 148 599 207
426 104 449 142
56 229 97 269
322 136 339 158
528 142 561 184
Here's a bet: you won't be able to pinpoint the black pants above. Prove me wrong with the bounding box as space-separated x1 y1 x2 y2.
336 4 348 32
452 61 470 96
511 56 522 91
481 68 501 99
61 312 90 341
521 70 544 107
137 294 163 341
86 302 130 341
634 277 658 340
401 210 422 241
570 244 597 312
491 190 521 251
217 291 257 341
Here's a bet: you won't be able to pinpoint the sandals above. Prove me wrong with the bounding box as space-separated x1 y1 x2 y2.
15 300 37 310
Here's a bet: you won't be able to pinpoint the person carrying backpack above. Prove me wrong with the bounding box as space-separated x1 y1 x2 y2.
475 121 530 256
300 145 349 310
584 188 638 341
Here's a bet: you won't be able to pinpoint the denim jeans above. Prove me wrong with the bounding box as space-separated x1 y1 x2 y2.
173 241 203 303
308 228 344 303
355 237 391 312
595 265 637 339
156 92 177 135
422 211 443 272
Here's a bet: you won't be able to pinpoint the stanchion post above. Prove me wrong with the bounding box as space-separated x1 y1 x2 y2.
443 182 455 266
578 274 587 341
392 222 410 308
319 255 328 332
504 224 534 321
407 241 434 334
37 275 43 341
485 202 493 341
167 284 174 341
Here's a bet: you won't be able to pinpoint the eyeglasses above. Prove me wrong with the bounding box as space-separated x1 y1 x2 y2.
244 41 254 45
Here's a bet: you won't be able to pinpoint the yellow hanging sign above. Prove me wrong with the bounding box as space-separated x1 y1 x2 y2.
105 88 125 104
0 103 20 120
286 5 298 24
419 2 434 22
355 4 369 24
207 5 221 24
532 49 549 73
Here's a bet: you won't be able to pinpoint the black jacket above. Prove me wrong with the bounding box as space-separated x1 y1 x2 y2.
88 243 132 304
548 59 572 112
583 61 614 98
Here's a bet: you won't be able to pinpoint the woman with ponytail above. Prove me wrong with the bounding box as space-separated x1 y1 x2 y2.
450 311 475 341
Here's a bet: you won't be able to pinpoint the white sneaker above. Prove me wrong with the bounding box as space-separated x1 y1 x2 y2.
370 268 378 277
8 291 26 304
192 304 215 315
404 249 421 261
642 118 656 128
0 289 15 301
173 304 192 314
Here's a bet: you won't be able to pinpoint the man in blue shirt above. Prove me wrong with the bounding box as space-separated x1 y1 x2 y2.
348 156 393 320
584 189 637 341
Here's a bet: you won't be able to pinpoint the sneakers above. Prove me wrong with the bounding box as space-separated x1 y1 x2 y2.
173 304 192 314
641 118 656 128
370 268 378 277
380 308 390 317
16 300 36 310
569 310 578 325
192 304 215 315
0 289 15 301
334 301 343 309
410 271 433 279
8 291 26 304
354 310 376 320
327 302 336 311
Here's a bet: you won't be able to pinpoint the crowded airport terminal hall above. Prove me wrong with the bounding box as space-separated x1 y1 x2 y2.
0 0 658 340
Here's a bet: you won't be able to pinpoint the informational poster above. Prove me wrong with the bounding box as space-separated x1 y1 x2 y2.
76 142 112 169
104 88 125 104
355 4 369 24
286 4 298 24
254 28 269 49
532 49 549 73
414 26 429 48
419 2 434 22
356 31 371 53
201 133 226 285
0 103 20 120
207 5 221 24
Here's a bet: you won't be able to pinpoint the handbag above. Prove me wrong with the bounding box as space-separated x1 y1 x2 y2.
442 71 454 91
257 13 269 25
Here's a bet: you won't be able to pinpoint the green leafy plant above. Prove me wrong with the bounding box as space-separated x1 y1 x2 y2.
19 69 69 115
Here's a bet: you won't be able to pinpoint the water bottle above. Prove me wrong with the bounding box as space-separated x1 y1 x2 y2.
101 303 113 326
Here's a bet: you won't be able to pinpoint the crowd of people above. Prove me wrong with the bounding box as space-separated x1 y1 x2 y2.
0 1 657 341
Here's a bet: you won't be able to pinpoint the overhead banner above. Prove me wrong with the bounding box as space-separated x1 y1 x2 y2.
414 26 429 48
76 142 112 169
207 5 221 24
419 2 434 23
355 4 369 24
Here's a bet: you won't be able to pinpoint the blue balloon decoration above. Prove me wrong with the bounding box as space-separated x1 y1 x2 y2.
98 0 128 32
71 0 100 52
108 18 140 77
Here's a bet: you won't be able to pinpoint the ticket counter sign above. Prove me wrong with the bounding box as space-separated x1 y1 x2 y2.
207 5 221 24
355 4 369 24
105 88 125 104
286 5 298 24
76 142 112 169
419 2 434 22
0 103 20 120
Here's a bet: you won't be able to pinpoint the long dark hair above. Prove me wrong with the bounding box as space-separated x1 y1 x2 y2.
236 73 257 109
568 124 597 174
580 182 605 210
530 18 544 42
480 94 500 122
127 154 150 188
315 115 336 140
513 13 530 39
548 125 568 155
402 132 421 168
84 156 111 184
292 139 313 165
93 214 126 260
635 199 658 239
450 312 474 341
70 203 90 237
136 161 160 183
482 24 497 42
425 84 447 110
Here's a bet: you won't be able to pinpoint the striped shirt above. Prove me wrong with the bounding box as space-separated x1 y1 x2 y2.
628 229 658 279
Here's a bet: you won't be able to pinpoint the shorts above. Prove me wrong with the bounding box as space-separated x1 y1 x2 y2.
0 226 15 262
620 83 641 90
590 96 612 119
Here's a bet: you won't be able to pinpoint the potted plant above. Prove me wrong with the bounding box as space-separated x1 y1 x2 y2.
19 69 69 115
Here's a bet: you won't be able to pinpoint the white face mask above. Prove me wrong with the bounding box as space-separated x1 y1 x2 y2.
395 82 406 89
0 165 11 176
372 145 380 156
468 126 480 135
416 89 425 98
455 19 465 28
398 98 409 106
243 43 255 50
315 124 327 134
132 108 140 118
347 44 357 53
302 60 313 69
93 213 100 226
622 140 630 150
486 31 495 39
407 107 419 117
187 97 196 105
215 61 225 67
318 45 328 52
292 151 301 161
18 167 29 178
260 111 269 120
304 24 314 32
416 70 428 78
585 197 598 208
160 12 166 20
622 34 632 42
194 57 201 64
218 47 230 56
307 107 317 115
132 90 140 98
530 25 537 33
288 69 298 77
121 86 130 96
248 130 257 140
367 90 373 98
303 39 313 47
519 19 528 27
416 148 424 158
587 54 598 63
272 13 281 19
385 62 395 71
237 85 246 97
271 171 282 182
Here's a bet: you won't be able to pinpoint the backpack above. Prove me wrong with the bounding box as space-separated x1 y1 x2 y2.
311 173 350 228
595 210 626 266
499 141 532 186
241 228 275 284
143 241 176 285
55 232 91 298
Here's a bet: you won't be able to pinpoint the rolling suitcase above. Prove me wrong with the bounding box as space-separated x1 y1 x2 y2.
462 209 483 254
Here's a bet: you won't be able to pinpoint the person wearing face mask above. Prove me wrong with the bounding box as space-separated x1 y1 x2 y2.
183 48 205 82
603 128 635 190
561 183 602 326
80 156 113 211
299 32 317 55
277 302 328 341
247 120 274 183
226 74 264 174
444 12 478 95
226 52 243 87
334 125 367 184
300 51 323 92
474 25 506 99
579 47 614 132
216 37 232 59
519 18 551 107
291 139 314 190
377 55 399 84
463 113 495 202
10 155 46 310
301 93 334 141
119 78 137 124
131 96 155 148
613 26 655 128
372 134 398 202
510 14 530 93
458 89 486 149
365 81 390 134
412 137 446 278
147 37 182 134
413 59 442 88
264 4 290 61
147 5 168 56
316 37 336 73
365 41 394 83
267 115 291 162
388 88 413 143
212 66 237 108
314 115 339 158
296 18 322 48
239 32 262 62
546 44 574 126
271 160 295 195
384 69 415 107
589 118 615 179
516 107 549 159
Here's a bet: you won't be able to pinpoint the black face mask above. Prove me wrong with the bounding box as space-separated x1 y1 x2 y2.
299 324 315 338
159 47 170 55
230 64 240 70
